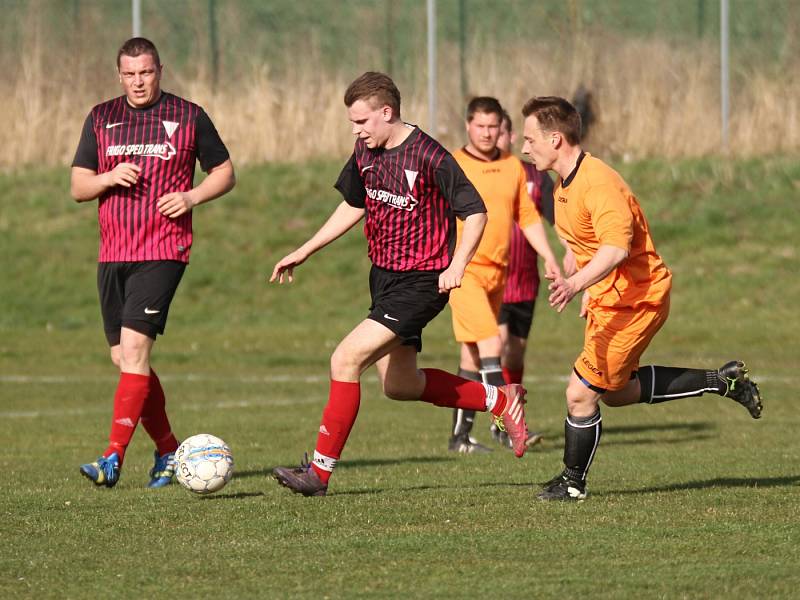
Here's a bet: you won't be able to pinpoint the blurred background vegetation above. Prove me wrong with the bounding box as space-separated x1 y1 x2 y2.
1 0 798 169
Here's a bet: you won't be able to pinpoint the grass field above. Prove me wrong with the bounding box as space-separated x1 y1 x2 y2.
1 157 798 598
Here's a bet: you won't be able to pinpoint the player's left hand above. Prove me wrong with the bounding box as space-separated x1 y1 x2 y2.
547 273 578 313
157 192 195 218
438 265 464 293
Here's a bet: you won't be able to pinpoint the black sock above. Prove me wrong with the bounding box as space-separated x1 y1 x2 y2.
479 357 506 388
563 411 602 483
637 366 724 404
452 368 481 437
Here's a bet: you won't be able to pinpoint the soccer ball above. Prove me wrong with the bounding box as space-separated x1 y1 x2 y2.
175 434 234 495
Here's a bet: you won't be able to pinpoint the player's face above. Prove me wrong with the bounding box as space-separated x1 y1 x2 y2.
118 53 162 109
497 119 516 154
522 115 557 170
466 111 501 155
348 99 392 149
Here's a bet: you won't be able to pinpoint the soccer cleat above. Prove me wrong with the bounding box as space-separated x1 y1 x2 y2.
491 422 543 450
273 454 328 497
494 384 529 458
448 434 493 454
147 450 177 488
537 472 587 501
718 360 763 419
79 452 120 488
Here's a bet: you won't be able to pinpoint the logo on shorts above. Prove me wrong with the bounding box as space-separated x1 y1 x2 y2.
144 307 160 314
383 314 399 322
581 356 602 376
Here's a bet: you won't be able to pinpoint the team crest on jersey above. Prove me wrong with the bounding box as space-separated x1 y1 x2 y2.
106 142 177 161
162 121 179 138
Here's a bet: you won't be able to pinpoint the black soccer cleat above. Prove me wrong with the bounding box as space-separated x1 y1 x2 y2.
537 471 587 501
718 361 763 419
448 434 493 454
272 454 328 497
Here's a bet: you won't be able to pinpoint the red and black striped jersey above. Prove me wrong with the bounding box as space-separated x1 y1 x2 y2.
335 126 485 272
72 92 229 263
503 161 555 303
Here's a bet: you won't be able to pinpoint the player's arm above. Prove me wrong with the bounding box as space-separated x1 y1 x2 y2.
439 211 487 292
158 110 236 218
521 222 561 281
516 163 561 280
157 159 235 218
434 153 487 292
270 201 365 284
548 244 629 312
71 164 142 202
547 184 633 312
69 112 142 202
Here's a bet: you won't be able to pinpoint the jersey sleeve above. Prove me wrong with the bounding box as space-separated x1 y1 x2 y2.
334 153 367 208
196 109 230 172
515 162 542 229
71 113 99 171
586 183 634 251
434 153 486 218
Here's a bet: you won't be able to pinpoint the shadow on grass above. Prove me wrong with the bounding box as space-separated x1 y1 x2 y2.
606 475 800 495
197 491 265 500
602 422 716 435
234 455 456 480
339 456 456 469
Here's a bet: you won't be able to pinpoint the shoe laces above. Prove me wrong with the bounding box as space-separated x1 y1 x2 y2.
298 452 314 473
492 415 506 433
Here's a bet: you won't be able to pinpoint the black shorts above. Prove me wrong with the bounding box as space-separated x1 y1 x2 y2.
368 265 449 352
498 300 536 339
97 261 186 346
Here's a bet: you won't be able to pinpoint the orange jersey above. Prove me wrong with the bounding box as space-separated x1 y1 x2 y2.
554 153 672 309
453 148 541 269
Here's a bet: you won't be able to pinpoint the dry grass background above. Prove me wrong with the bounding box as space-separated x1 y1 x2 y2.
2 0 798 171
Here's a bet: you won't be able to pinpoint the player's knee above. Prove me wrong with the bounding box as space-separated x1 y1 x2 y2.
330 347 363 381
119 341 150 370
109 347 121 368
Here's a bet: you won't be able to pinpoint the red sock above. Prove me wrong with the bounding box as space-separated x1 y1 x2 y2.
105 372 151 463
140 370 179 456
311 380 361 483
419 368 490 411
503 367 524 384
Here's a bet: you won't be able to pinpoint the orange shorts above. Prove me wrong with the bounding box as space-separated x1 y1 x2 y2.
574 295 670 391
449 262 506 343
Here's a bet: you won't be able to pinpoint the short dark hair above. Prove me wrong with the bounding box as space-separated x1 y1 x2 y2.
466 96 503 122
501 109 513 132
117 37 161 70
344 72 401 117
521 96 582 145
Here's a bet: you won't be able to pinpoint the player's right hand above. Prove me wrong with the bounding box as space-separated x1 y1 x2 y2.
269 250 307 284
106 162 141 188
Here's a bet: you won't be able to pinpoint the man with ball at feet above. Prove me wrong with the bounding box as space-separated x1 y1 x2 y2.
269 72 531 497
71 38 235 489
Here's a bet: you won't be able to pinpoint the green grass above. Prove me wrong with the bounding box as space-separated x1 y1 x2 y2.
1 157 799 598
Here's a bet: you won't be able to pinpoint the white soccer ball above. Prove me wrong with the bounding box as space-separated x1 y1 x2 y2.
175 434 234 495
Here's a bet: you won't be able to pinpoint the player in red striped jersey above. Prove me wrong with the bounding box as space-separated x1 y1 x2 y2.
71 38 235 488
270 72 531 497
